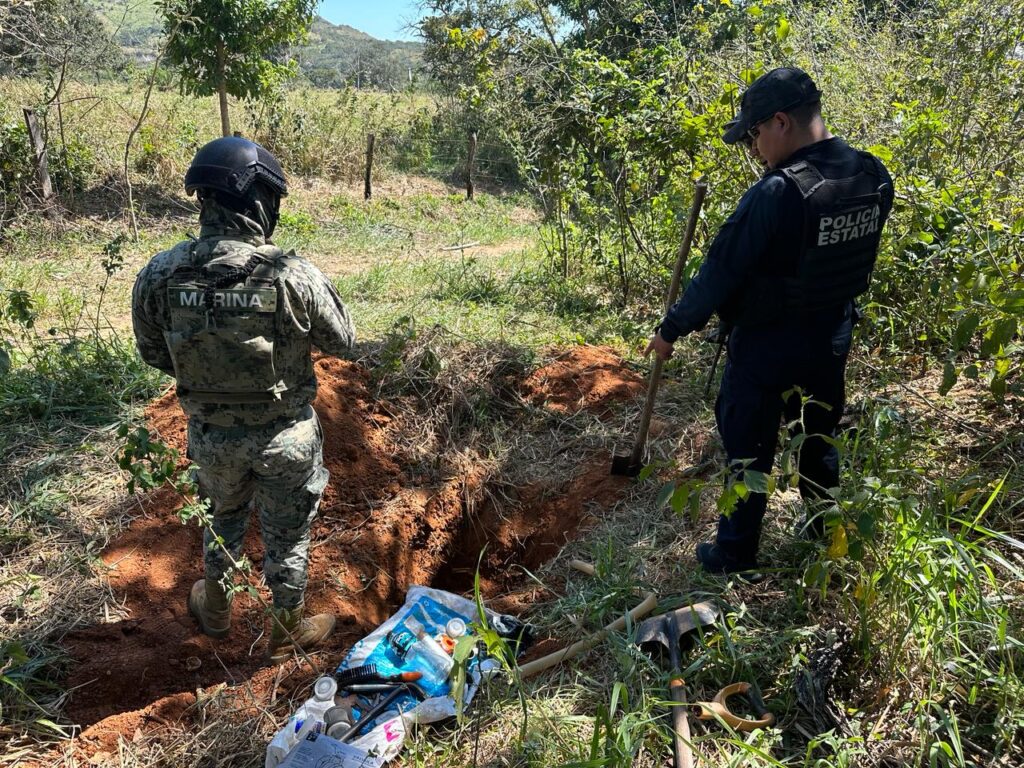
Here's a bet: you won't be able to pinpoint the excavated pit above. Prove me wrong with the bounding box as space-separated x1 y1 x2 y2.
60 346 644 755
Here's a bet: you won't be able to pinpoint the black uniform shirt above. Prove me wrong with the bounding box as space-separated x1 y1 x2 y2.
659 137 894 342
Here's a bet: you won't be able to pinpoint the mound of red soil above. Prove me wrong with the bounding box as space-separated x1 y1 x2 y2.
61 347 640 756
521 345 645 415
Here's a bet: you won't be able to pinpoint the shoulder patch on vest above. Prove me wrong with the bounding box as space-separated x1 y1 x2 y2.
781 161 827 199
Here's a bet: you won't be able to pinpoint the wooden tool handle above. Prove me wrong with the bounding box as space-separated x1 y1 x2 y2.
569 559 597 577
670 677 696 768
629 355 665 467
517 593 658 679
664 180 708 313
631 180 709 467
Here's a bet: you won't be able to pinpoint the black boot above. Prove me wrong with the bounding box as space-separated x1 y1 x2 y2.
696 543 758 575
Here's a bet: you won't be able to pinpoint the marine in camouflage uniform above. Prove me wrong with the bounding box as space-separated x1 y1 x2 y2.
131 137 354 662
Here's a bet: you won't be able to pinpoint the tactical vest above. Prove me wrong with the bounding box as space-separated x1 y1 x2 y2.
778 152 887 312
164 243 296 404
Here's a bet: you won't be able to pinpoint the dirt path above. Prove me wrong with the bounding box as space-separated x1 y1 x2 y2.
59 346 644 758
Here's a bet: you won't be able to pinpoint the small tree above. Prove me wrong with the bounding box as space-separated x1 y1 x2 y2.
0 0 122 76
159 0 317 136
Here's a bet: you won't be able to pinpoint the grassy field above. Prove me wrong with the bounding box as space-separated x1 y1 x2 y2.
2 79 1022 768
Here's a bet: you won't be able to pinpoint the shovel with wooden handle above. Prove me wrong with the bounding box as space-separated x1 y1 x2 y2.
636 601 719 768
611 180 708 477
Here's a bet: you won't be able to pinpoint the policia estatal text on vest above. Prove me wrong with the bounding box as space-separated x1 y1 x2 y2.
645 67 894 575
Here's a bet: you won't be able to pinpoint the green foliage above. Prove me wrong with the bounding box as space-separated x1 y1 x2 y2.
89 3 423 90
160 0 317 131
249 87 422 178
134 120 200 182
298 18 422 90
0 332 161 422
0 244 162 421
50 134 96 194
0 639 68 738
0 118 96 217
0 0 123 75
423 0 1024 398
116 424 180 494
0 121 36 210
654 393 1024 760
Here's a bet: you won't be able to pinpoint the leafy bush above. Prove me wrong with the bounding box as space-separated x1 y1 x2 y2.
422 0 1023 398
0 120 35 214
0 250 162 423
0 115 97 217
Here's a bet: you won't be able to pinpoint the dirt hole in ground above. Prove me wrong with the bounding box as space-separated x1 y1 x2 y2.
61 345 644 755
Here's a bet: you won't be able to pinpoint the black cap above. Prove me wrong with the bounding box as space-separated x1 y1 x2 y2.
722 67 822 145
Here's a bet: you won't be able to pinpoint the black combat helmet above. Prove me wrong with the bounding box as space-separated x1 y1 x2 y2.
185 136 287 236
184 136 288 199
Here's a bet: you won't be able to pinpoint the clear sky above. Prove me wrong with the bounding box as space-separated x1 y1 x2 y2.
317 0 423 41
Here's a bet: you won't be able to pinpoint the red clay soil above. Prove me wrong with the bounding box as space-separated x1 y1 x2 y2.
521 345 645 415
60 347 639 758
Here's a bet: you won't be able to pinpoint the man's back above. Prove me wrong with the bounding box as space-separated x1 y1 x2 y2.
132 233 354 427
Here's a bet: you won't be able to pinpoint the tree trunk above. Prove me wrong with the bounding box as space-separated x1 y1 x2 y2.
217 43 231 136
23 109 53 200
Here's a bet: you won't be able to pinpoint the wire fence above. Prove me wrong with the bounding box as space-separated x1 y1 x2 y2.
0 82 525 226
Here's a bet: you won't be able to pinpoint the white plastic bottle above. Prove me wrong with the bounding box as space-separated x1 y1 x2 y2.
406 618 455 680
294 676 338 740
265 676 338 768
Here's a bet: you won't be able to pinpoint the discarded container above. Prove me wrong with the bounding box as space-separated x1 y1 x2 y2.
406 618 454 680
314 675 338 701
324 703 354 740
387 627 415 658
438 634 457 654
265 676 342 768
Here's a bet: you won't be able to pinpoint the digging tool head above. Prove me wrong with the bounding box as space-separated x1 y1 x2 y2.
610 453 644 477
637 601 719 653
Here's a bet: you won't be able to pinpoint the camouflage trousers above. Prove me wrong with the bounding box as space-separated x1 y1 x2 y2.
187 405 329 611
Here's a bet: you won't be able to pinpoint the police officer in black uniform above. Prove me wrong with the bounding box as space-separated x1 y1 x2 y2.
645 67 894 574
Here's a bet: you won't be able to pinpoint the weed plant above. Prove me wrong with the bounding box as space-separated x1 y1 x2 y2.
2 4 1023 757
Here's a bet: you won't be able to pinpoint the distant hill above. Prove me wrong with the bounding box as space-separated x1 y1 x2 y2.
89 0 163 62
297 17 422 89
87 1 423 88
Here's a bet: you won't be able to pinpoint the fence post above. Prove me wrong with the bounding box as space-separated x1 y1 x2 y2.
466 130 477 200
364 133 375 200
23 109 53 201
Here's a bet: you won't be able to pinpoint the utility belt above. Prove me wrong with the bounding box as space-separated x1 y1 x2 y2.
188 408 306 436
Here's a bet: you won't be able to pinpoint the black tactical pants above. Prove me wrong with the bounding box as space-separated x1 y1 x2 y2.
713 305 854 563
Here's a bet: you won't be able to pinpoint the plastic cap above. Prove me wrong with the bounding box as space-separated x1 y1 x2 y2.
313 675 338 701
446 618 467 638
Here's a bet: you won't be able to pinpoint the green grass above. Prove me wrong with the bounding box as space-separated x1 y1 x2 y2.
3 207 1022 764
280 188 540 263
335 248 636 348
2 124 1022 765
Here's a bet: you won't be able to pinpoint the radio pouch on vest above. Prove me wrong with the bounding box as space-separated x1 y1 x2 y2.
778 152 886 312
164 243 289 404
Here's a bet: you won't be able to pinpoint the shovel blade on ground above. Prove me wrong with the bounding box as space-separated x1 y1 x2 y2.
637 601 719 650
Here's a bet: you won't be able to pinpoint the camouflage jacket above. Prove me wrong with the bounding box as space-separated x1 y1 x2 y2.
132 204 355 427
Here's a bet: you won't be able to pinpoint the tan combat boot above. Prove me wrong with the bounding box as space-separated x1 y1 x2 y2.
188 579 232 638
268 604 336 663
